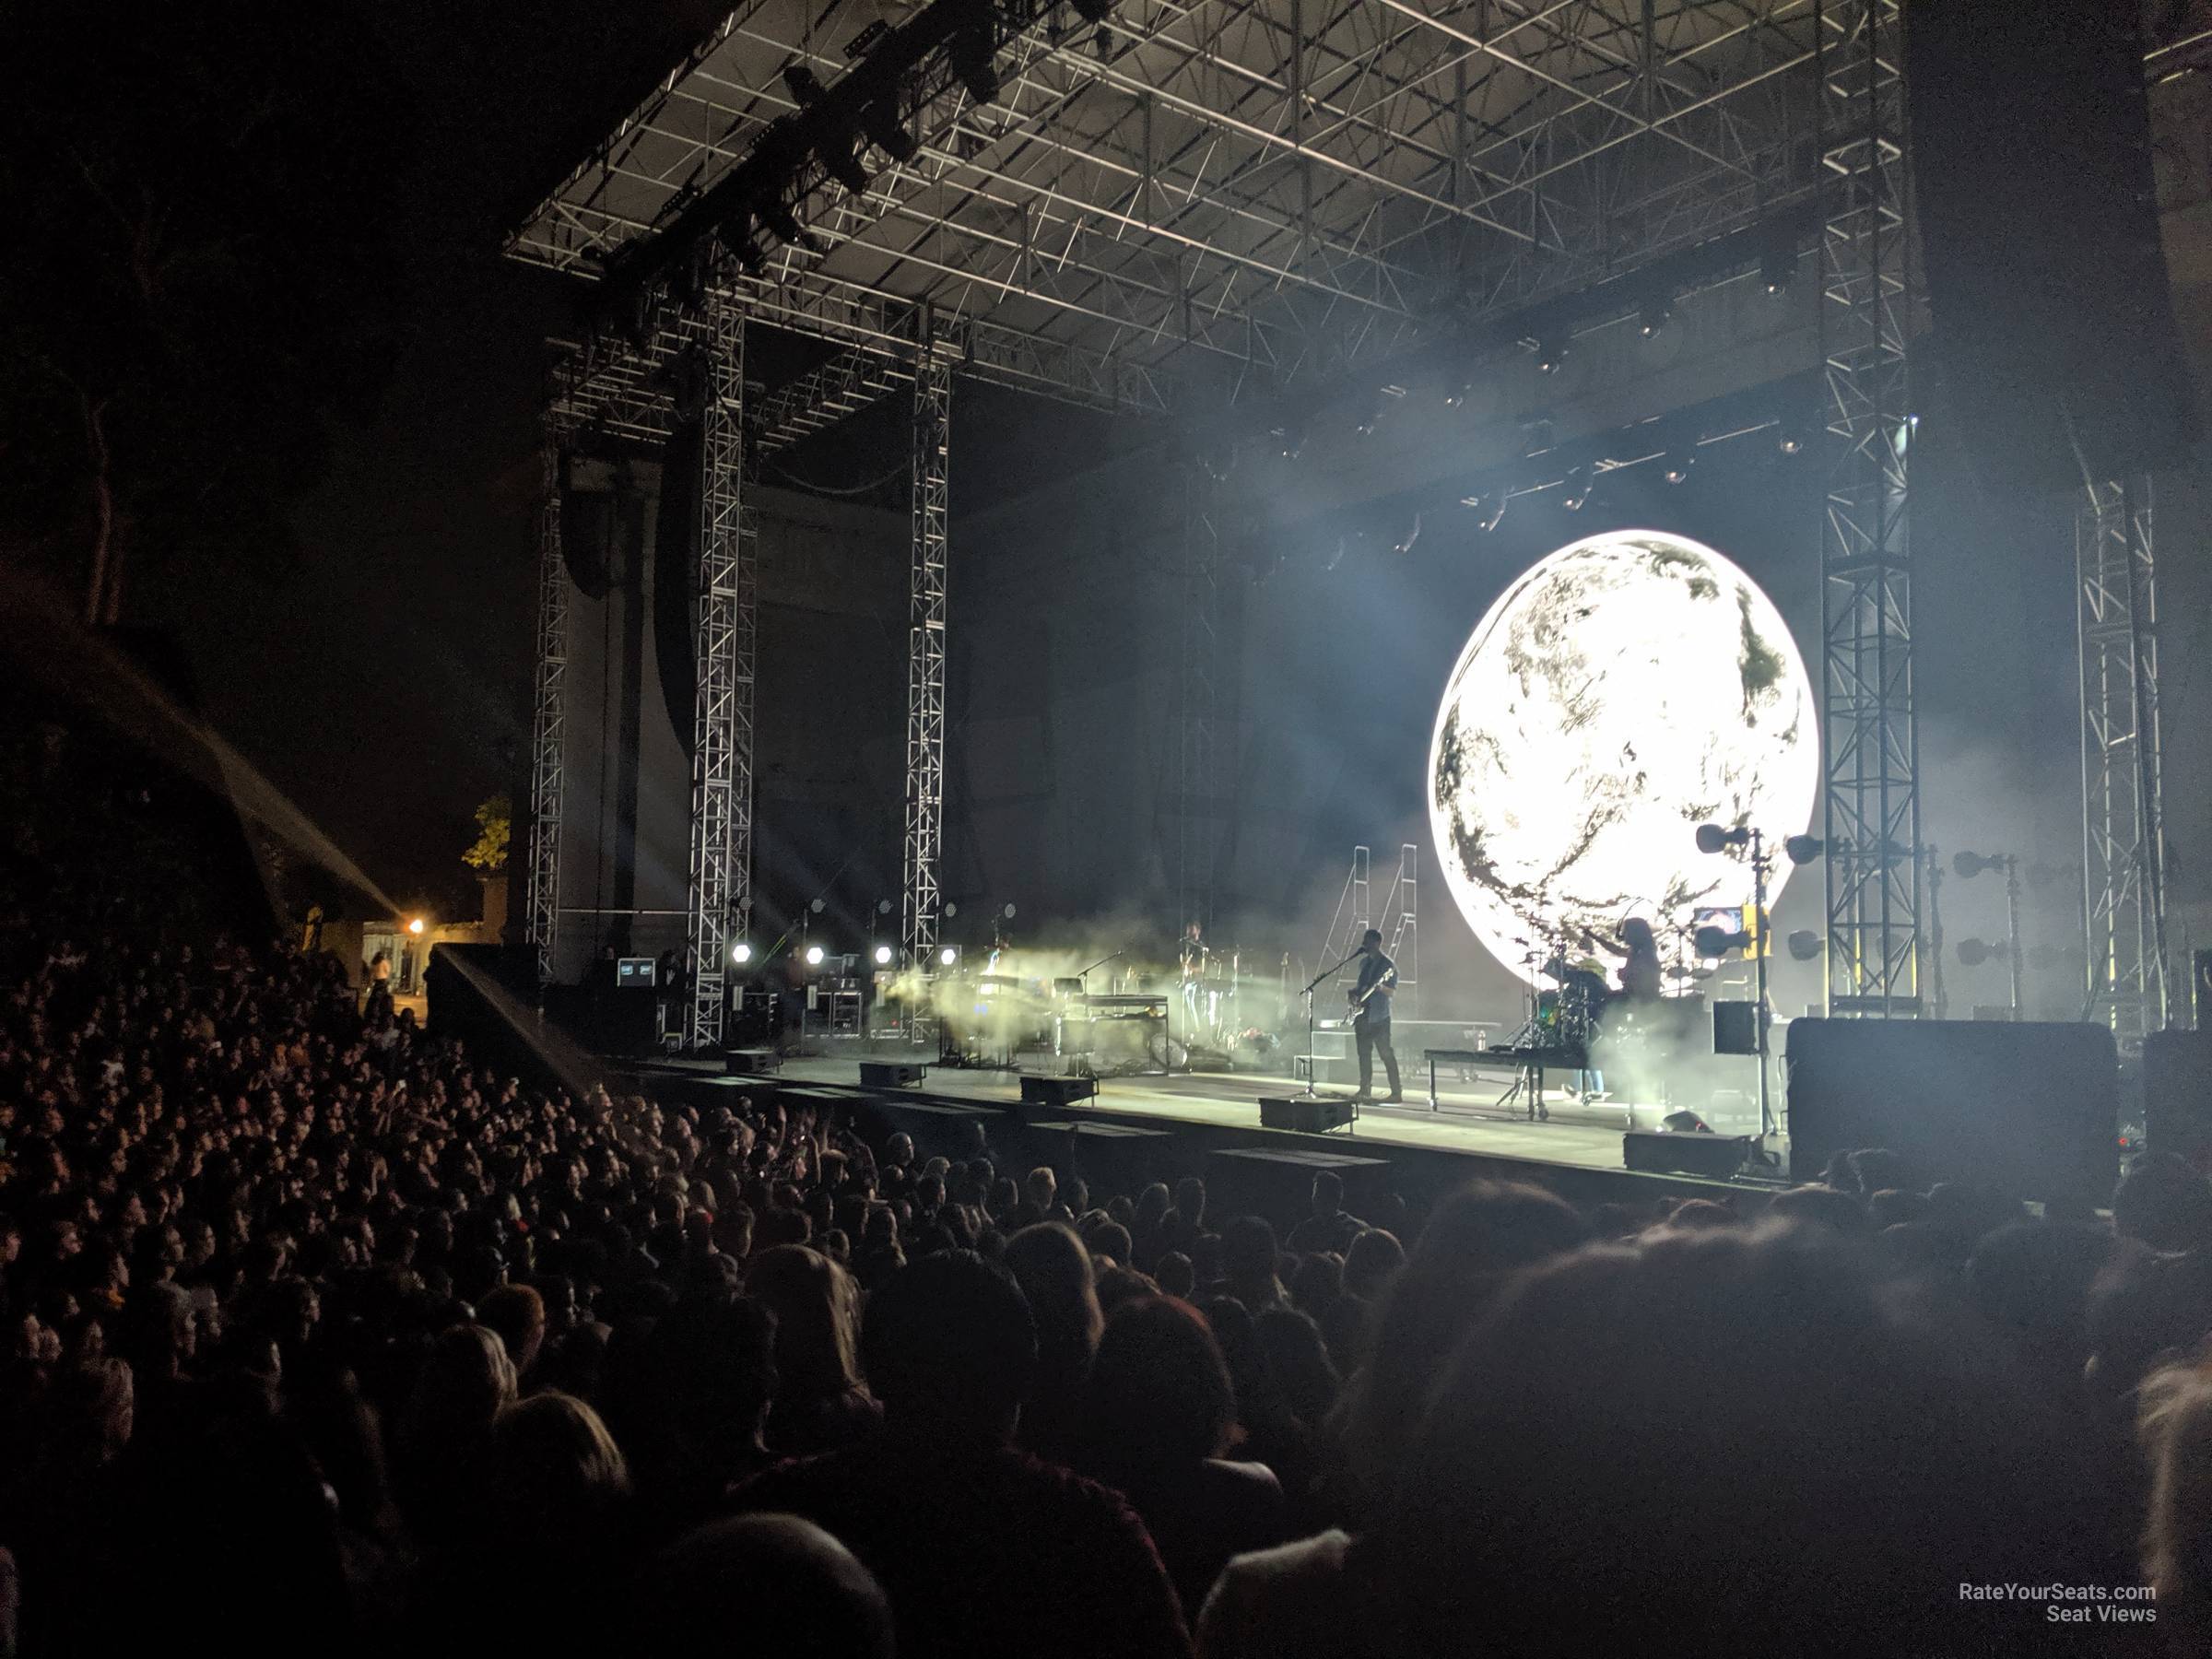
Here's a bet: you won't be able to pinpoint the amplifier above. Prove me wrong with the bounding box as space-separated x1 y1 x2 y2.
1259 1095 1357 1134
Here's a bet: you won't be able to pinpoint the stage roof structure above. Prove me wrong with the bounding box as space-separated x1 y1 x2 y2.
507 0 1824 445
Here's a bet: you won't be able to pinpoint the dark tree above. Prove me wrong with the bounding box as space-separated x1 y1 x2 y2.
0 1 406 621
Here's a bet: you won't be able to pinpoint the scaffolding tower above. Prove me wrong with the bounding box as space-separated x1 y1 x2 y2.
686 291 759 1049
902 321 953 1007
1816 0 1923 1017
1174 460 1226 937
525 441 570 990
2077 476 2170 1042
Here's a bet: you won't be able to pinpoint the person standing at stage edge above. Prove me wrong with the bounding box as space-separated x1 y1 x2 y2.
1350 928 1402 1104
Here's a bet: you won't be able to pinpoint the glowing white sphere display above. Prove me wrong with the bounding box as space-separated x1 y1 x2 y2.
1428 530 1818 977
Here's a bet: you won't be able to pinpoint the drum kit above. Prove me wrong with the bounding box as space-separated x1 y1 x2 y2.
1494 912 1718 1111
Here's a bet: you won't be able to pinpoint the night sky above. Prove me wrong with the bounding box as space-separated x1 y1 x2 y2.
150 2 731 917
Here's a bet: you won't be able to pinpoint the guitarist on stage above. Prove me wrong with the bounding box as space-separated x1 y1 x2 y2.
1349 928 1403 1103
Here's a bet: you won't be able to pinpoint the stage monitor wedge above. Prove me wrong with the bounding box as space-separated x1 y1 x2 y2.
1784 1019 2116 1211
1259 1096 1357 1134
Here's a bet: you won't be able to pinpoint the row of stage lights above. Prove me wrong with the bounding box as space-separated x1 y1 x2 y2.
731 941 959 969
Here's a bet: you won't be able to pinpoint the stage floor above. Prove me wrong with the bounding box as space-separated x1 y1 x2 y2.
684 1046 1782 1189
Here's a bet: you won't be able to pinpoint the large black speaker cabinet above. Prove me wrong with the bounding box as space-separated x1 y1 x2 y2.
1905 0 2195 489
1784 1019 2116 1209
2146 1030 2212 1174
1259 1095 1357 1134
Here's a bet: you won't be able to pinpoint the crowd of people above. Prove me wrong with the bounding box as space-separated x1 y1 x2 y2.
2 736 2210 1654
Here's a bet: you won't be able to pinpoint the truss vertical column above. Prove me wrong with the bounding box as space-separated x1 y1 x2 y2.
1817 0 1922 1017
1175 463 1222 936
2077 477 2170 1041
687 294 759 1049
526 440 570 989
902 323 953 1013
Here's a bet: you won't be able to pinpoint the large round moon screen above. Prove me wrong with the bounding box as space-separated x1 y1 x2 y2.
1428 530 1818 977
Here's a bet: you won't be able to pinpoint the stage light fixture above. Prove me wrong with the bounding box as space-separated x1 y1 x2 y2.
1559 469 1591 512
1276 421 1307 461
938 946 959 967
732 942 753 965
1535 335 1571 374
805 945 826 967
1786 929 1823 962
1953 850 2011 879
1760 244 1798 295
949 8 1002 104
758 193 804 245
1695 922 1752 958
1071 0 1114 20
1695 822 1752 854
722 216 765 276
1956 937 2012 968
874 944 893 966
859 101 920 164
1443 371 1473 408
1776 416 1811 457
1783 833 1823 866
782 64 826 104
1477 495 1509 534
822 136 871 196
1639 295 1674 338
1663 452 1695 486
408 917 427 935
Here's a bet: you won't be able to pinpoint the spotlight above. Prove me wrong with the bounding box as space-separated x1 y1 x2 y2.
949 5 1001 104
859 100 921 164
821 136 871 196
1071 0 1113 19
1276 421 1307 461
1393 512 1423 556
1695 922 1752 958
874 944 893 966
758 193 803 245
1695 823 1752 854
1783 834 1823 866
732 942 754 965
1663 452 1695 486
782 64 827 105
408 917 427 936
1535 335 1571 374
938 946 959 967
1956 937 2012 968
1760 244 1798 295
1477 495 1509 534
1786 929 1823 962
1443 371 1473 409
805 945 826 967
1639 295 1674 338
1559 469 1591 512
1953 850 2010 879
1777 417 1811 457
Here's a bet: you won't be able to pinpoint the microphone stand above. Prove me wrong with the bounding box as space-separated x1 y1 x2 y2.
1300 949 1365 1099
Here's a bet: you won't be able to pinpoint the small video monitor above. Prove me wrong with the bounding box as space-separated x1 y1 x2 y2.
616 957 656 988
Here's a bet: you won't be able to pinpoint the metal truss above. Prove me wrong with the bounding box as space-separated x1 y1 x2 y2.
526 441 571 988
687 291 760 1048
902 323 954 1006
2077 477 2170 1043
1815 0 1919 1018
1173 458 1226 935
512 0 1823 445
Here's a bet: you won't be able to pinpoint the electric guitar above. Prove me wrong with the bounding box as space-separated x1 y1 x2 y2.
1347 974 1395 1021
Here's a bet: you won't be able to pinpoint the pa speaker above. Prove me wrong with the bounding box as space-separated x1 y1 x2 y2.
1259 1095 1356 1133
1019 1075 1097 1112
1624 1130 1753 1181
1784 1019 2116 1209
724 1049 781 1077
1905 0 2194 487
860 1061 927 1088
2145 1030 2212 1175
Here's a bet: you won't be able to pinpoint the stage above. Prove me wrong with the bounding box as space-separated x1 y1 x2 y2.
619 1043 1788 1209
